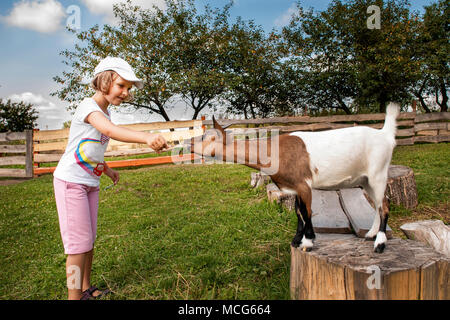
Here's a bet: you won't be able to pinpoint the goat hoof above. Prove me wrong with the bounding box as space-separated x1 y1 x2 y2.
365 236 376 241
291 240 301 248
374 243 386 253
301 247 312 252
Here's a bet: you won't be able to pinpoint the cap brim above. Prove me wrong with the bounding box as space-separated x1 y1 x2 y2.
97 68 144 89
117 71 144 89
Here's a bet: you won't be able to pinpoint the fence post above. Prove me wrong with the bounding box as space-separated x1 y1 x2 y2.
201 116 205 164
201 115 206 133
25 130 33 178
412 99 417 113
33 128 39 172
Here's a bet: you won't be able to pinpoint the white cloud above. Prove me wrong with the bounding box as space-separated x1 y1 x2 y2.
8 92 57 110
274 3 297 27
1 0 67 33
7 92 70 129
80 0 166 24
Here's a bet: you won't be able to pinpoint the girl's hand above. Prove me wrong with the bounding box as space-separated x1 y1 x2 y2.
147 133 169 153
105 166 120 185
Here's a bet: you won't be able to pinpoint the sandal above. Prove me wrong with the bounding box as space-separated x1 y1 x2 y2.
80 286 111 300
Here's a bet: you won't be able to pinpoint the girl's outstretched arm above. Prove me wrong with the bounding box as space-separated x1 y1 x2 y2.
86 111 168 151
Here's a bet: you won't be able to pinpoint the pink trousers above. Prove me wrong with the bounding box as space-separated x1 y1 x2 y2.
53 177 99 254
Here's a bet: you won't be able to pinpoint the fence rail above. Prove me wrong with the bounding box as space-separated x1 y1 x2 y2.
0 112 448 178
210 112 450 146
0 130 33 178
32 118 205 176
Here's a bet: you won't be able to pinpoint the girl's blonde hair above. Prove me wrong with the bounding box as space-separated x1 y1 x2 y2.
91 70 134 102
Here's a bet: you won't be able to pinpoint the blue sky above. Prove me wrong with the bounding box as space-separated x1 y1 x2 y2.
0 0 434 129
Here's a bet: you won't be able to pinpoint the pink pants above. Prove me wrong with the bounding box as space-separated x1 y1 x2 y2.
53 177 99 255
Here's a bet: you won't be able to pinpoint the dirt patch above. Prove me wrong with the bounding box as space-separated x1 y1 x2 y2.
390 202 449 238
0 178 31 186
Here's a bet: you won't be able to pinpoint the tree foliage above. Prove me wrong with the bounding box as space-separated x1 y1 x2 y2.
53 0 448 119
52 0 233 121
412 0 449 112
0 99 38 133
282 0 428 113
222 19 290 118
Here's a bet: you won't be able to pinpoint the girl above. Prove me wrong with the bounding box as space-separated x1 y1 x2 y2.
53 57 168 300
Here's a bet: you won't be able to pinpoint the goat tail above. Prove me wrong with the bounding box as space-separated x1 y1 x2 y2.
382 102 400 137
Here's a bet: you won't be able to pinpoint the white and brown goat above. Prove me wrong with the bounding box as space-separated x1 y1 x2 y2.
191 103 399 253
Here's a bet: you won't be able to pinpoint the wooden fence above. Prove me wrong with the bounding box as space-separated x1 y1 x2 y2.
0 130 33 178
32 118 205 176
0 112 448 178
209 111 450 146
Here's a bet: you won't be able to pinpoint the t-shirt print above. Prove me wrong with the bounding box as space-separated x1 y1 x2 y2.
74 138 104 177
100 133 110 145
53 98 111 187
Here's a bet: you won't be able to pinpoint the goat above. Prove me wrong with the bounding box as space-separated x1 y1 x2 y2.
191 103 399 253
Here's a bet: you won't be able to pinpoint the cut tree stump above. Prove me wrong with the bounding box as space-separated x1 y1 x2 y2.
386 165 418 209
400 220 450 257
290 234 450 300
250 172 270 188
267 183 295 209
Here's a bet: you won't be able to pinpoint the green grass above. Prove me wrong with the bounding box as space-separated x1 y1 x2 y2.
388 143 449 233
391 143 449 205
0 143 448 300
0 164 293 300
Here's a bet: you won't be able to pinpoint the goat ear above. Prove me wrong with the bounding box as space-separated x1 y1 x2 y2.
212 115 227 145
212 116 223 131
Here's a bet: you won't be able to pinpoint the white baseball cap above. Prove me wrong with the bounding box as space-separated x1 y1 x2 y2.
94 57 144 89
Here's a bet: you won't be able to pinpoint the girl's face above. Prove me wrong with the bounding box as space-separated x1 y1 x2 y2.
105 75 134 106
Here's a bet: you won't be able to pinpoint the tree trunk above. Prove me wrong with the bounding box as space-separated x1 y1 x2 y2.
413 76 431 113
385 165 418 209
438 78 448 112
378 92 387 113
414 93 431 113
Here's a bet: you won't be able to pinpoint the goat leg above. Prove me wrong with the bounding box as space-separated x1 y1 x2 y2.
291 196 305 248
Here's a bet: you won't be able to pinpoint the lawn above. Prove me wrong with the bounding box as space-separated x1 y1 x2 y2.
0 143 448 300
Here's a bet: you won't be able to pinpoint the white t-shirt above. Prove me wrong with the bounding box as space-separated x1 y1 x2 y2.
54 98 111 187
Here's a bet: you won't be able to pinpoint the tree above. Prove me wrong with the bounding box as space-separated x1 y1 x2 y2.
282 2 359 114
52 0 233 121
350 0 421 112
163 0 233 119
0 99 38 132
53 0 178 121
223 19 287 118
416 0 449 112
282 0 422 113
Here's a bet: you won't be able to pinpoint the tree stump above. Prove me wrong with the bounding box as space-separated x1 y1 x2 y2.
386 165 418 209
266 183 295 210
290 234 449 300
400 220 450 257
250 172 271 188
260 165 418 210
